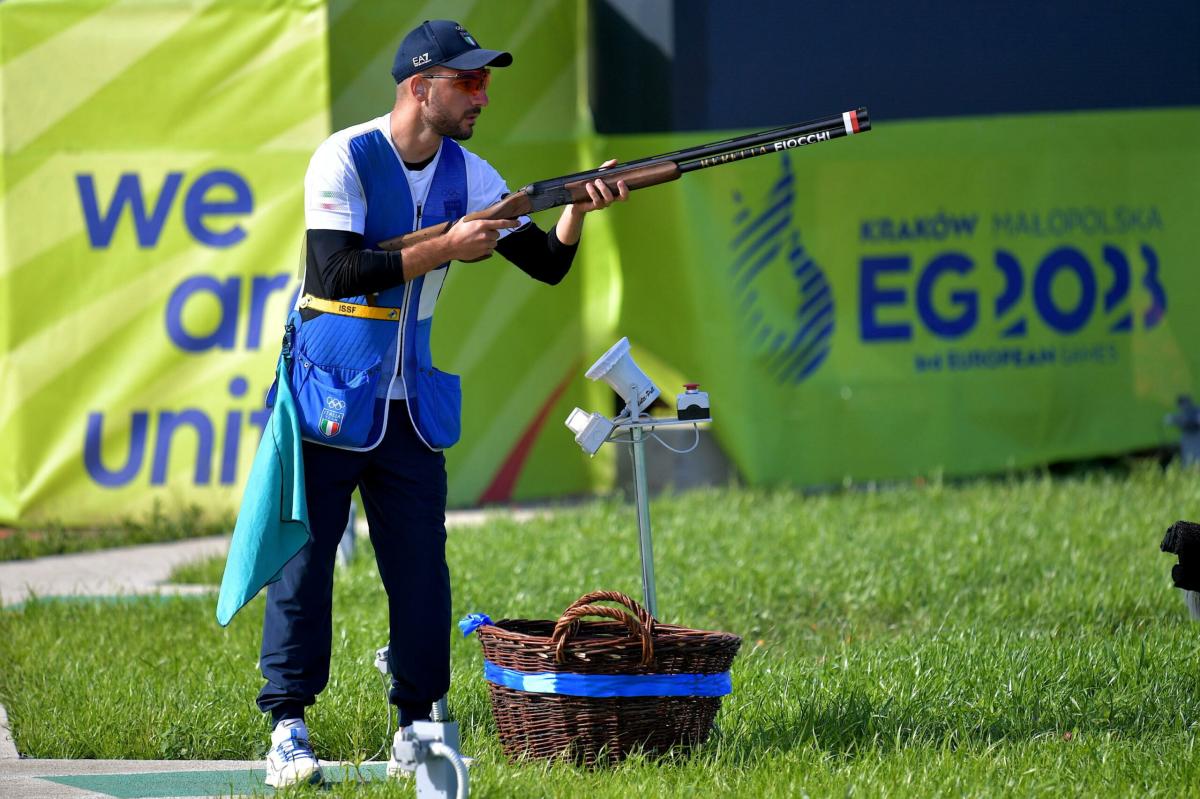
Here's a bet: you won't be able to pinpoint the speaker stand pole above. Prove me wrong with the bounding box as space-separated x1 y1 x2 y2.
628 402 658 618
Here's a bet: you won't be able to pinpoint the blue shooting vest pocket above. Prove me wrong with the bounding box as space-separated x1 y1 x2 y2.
291 344 381 447
414 366 461 449
410 317 462 449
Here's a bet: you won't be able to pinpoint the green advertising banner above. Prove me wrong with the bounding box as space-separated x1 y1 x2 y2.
0 0 329 524
0 0 333 523
608 108 1200 485
0 0 607 525
4 1 1196 526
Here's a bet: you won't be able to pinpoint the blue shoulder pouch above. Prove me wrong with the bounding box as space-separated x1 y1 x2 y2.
291 353 381 446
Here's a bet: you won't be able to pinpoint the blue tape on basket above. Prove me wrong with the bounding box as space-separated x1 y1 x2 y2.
483 660 732 698
458 613 494 637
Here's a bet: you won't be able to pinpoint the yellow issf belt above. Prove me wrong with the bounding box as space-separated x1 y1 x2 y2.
299 294 401 321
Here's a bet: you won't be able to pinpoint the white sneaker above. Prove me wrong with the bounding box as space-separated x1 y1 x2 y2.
265 719 323 787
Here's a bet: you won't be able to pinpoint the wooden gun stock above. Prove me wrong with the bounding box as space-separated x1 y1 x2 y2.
377 160 681 253
560 160 681 202
377 192 532 252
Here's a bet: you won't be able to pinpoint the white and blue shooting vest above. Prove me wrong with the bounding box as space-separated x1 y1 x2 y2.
280 135 467 452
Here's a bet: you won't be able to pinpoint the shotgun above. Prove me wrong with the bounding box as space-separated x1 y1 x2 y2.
378 107 870 252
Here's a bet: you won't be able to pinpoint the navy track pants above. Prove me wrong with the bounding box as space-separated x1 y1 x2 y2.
257 402 450 726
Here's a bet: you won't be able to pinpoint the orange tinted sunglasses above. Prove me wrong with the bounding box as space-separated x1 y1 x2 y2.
422 69 490 95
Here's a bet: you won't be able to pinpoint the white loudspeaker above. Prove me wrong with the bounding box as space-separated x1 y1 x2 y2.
585 337 660 413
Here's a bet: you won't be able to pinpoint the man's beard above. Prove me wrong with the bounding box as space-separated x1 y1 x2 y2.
424 102 479 141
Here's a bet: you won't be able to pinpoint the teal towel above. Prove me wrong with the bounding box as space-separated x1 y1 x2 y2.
216 360 310 626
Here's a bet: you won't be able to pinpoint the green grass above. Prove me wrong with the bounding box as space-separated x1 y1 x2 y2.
167 551 229 585
0 500 232 561
4 464 1200 796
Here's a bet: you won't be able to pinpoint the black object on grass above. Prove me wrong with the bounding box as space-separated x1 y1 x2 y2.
1161 520 1200 591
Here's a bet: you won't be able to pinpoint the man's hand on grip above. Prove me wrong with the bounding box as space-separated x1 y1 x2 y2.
445 217 520 262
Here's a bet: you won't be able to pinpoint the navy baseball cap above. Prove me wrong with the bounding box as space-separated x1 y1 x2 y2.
391 20 513 84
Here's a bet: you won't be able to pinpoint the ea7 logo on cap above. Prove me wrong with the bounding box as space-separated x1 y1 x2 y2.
456 25 477 46
412 52 431 67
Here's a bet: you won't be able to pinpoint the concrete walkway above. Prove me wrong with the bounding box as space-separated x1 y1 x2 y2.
0 758 390 797
0 507 544 609
0 536 228 608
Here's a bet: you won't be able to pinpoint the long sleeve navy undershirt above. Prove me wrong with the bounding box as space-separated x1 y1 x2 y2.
302 223 578 300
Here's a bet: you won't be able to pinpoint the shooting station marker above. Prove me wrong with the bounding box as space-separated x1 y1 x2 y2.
0 759 388 798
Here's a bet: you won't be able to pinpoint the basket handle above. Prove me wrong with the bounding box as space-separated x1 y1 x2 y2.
561 590 658 626
551 591 656 666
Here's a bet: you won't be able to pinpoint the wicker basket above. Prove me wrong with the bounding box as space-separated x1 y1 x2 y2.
472 590 741 766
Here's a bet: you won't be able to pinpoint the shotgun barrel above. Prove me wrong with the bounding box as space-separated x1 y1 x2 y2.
520 108 869 212
377 107 870 251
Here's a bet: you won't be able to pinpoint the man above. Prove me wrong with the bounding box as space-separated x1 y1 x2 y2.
259 19 628 787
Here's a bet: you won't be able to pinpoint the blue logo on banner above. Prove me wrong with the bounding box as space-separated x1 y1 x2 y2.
730 153 833 384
